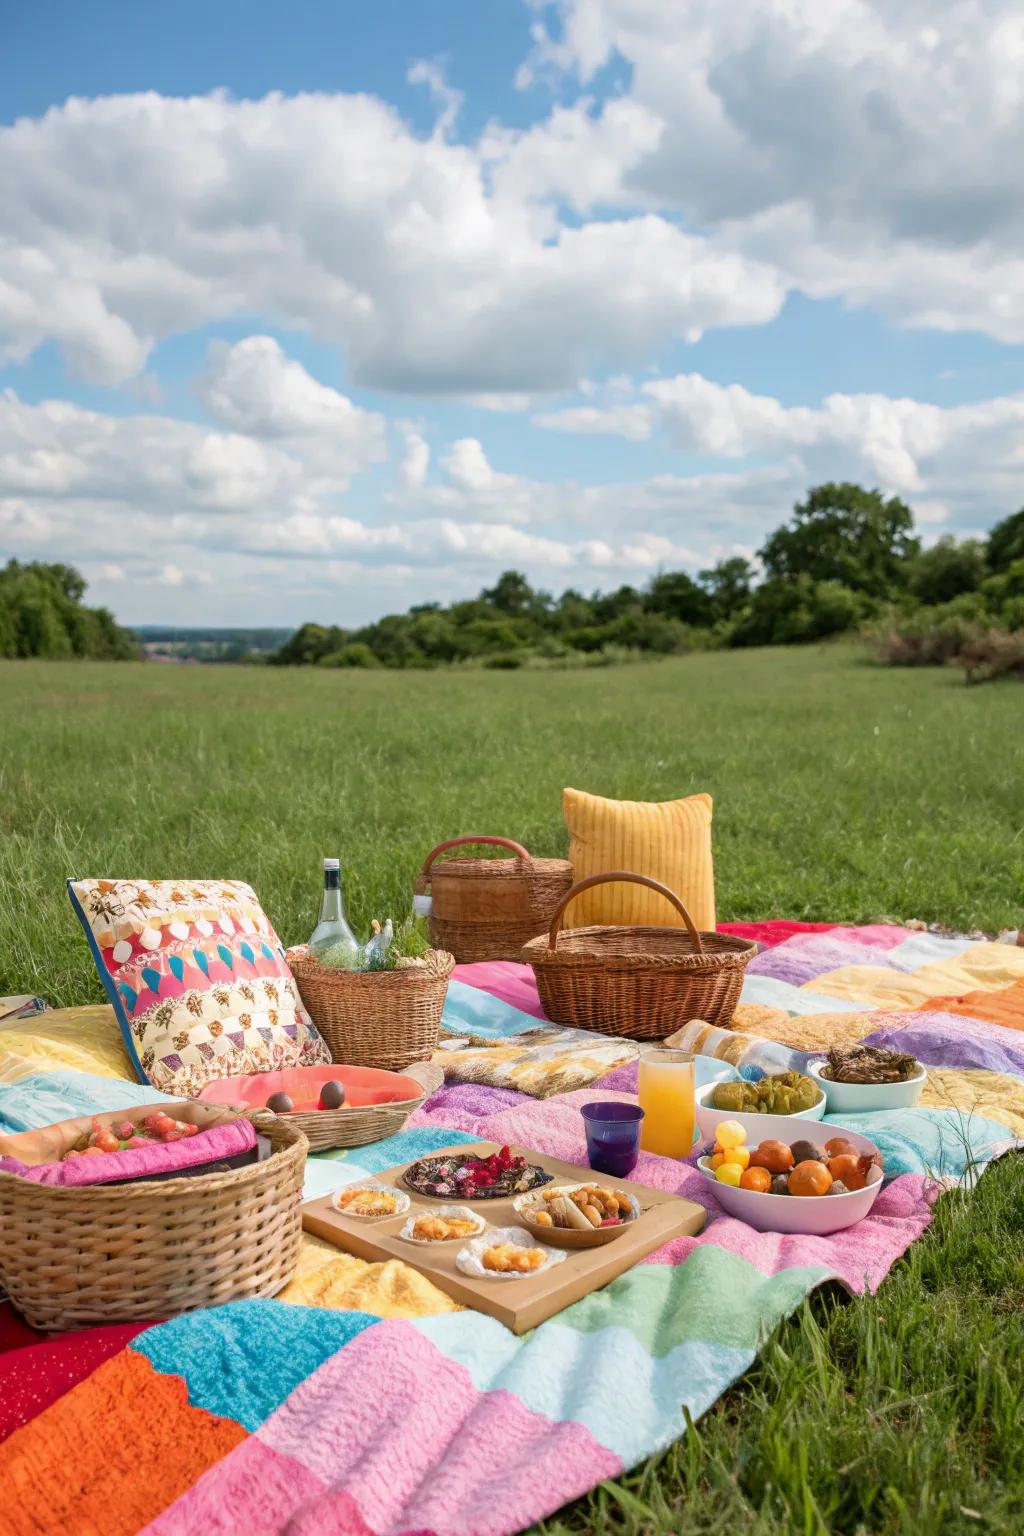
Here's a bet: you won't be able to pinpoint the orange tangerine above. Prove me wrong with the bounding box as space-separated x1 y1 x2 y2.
826 1153 861 1186
749 1139 794 1174
739 1166 772 1193
789 1160 833 1198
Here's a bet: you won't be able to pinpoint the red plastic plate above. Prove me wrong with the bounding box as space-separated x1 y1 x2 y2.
198 1064 423 1113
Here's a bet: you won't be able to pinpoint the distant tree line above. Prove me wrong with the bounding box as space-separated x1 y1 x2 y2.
0 560 138 660
272 484 1024 672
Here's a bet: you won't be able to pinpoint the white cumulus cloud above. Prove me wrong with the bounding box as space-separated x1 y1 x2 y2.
521 0 1024 341
0 90 783 391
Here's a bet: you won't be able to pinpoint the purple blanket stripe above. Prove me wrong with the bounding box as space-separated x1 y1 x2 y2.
748 928 905 986
862 1011 1024 1076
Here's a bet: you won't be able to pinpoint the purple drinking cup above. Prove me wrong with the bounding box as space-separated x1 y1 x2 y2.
580 1101 645 1179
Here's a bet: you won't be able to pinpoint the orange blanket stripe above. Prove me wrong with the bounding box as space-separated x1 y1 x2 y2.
0 1347 246 1536
916 981 1024 1031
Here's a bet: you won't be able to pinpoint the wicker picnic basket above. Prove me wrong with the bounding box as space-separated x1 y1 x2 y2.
522 871 756 1039
0 1102 307 1333
289 949 455 1071
416 835 574 963
282 1060 444 1151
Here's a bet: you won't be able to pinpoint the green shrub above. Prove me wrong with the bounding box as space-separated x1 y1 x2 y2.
318 642 382 668
909 536 987 605
729 576 864 647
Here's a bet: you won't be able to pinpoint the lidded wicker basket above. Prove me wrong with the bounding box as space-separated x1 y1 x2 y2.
415 836 573 963
290 949 455 1071
522 871 756 1040
0 1102 307 1333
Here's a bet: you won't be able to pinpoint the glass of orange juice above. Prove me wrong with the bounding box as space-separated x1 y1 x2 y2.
637 1048 696 1159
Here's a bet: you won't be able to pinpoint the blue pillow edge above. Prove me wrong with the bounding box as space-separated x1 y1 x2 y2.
66 877 148 1084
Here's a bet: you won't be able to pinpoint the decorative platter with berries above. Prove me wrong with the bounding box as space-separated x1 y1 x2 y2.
401 1146 554 1201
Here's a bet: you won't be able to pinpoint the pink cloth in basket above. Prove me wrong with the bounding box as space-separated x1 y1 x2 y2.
0 1118 257 1187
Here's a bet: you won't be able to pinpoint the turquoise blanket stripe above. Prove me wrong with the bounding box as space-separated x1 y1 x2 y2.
134 1299 378 1431
824 1107 1013 1181
0 1069 177 1134
440 978 542 1037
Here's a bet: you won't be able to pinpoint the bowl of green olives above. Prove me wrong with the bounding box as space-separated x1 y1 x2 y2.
695 1070 825 1148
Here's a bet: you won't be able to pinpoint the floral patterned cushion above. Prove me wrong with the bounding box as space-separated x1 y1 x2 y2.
68 878 331 1095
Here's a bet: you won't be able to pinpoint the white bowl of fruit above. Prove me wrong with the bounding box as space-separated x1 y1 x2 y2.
696 1119 884 1235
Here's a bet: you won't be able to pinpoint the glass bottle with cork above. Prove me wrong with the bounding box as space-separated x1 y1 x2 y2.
309 857 361 967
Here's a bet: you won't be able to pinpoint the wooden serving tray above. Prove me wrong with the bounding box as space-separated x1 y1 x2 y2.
302 1140 707 1333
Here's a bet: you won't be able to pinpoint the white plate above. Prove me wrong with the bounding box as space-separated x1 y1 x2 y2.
330 1181 411 1220
398 1205 486 1244
806 1058 926 1112
455 1224 566 1281
695 1079 826 1148
697 1123 883 1235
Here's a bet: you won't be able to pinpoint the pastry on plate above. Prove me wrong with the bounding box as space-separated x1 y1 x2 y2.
482 1243 546 1274
412 1213 479 1242
336 1187 399 1218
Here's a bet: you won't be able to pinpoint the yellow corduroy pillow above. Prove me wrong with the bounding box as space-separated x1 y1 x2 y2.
563 788 716 931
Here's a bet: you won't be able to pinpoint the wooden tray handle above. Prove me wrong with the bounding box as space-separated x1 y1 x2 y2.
418 836 532 884
547 871 703 952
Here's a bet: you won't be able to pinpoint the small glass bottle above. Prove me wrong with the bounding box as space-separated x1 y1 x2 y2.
309 858 361 965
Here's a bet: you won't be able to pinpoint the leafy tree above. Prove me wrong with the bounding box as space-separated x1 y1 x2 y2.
554 589 597 631
908 537 987 606
646 570 712 626
0 560 137 660
729 576 863 648
591 584 641 624
271 622 348 666
760 483 920 598
979 558 1024 631
699 557 753 621
987 508 1024 573
481 570 536 617
319 642 380 668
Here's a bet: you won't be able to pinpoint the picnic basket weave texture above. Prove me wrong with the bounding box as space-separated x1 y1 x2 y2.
0 1107 307 1332
289 949 455 1071
415 836 573 962
281 1060 444 1150
522 872 756 1039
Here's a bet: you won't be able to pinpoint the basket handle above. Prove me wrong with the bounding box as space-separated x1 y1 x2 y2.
547 871 704 953
417 836 532 885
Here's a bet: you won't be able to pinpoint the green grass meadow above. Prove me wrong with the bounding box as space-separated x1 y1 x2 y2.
1 643 1022 1534
2 643 1022 1006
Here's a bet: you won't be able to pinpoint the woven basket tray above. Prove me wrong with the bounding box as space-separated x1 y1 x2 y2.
416 835 574 963
280 1061 443 1151
522 871 756 1040
0 1102 307 1332
290 949 455 1071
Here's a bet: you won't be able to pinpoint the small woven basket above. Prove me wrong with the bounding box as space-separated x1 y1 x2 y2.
522 871 756 1040
0 1103 307 1333
290 949 455 1071
416 835 573 963
282 1061 443 1151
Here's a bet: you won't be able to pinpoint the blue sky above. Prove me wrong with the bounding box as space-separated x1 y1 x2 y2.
2 0 1022 626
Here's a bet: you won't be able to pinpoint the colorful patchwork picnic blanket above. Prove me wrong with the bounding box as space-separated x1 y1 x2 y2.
1 921 1022 1536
